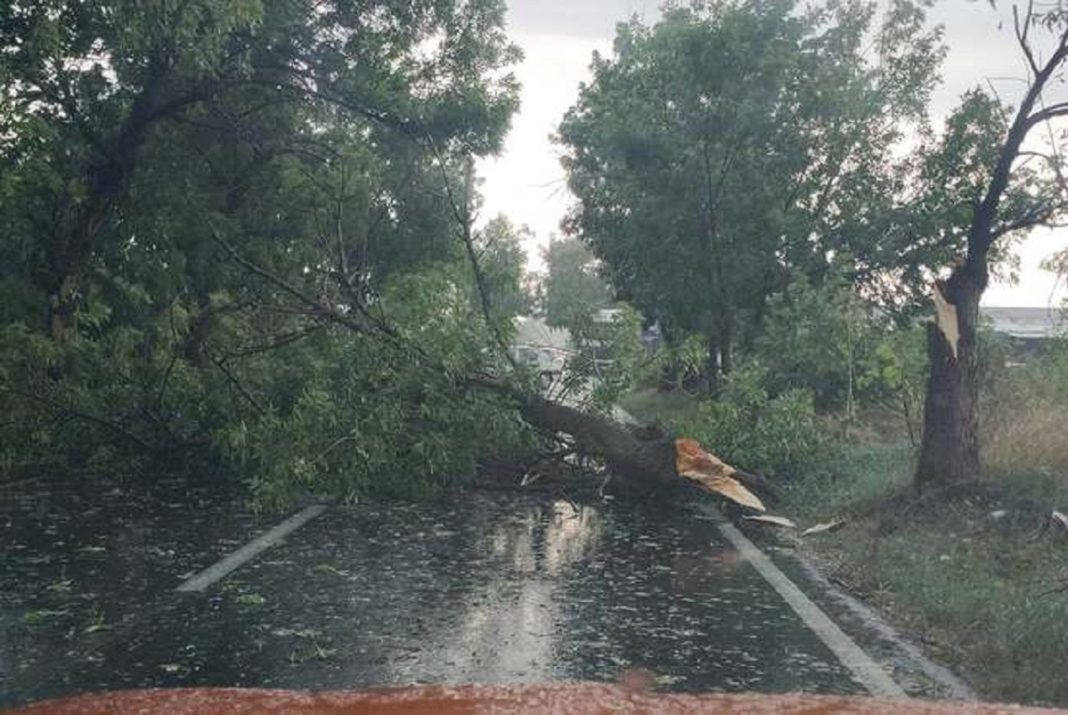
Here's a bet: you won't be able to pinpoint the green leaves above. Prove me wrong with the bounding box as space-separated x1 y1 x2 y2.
674 363 833 479
0 0 527 502
542 237 612 331
558 0 949 381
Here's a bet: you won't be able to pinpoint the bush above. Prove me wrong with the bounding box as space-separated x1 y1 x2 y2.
754 275 935 445
673 363 835 478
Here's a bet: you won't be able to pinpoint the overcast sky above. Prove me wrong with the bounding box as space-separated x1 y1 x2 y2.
476 0 1068 307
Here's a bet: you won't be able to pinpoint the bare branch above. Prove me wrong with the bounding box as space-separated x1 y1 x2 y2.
210 354 266 415
425 139 520 371
971 14 1068 260
1015 2 1040 77
1025 101 1068 129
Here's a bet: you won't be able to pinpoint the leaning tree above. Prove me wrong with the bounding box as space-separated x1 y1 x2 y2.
915 3 1068 487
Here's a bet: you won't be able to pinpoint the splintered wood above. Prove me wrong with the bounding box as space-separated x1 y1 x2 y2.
933 282 959 360
675 438 766 512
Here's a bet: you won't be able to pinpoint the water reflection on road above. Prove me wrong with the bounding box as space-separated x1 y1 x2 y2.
393 501 597 684
204 491 861 694
1 488 865 707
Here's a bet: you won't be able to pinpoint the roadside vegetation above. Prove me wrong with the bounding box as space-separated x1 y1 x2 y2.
623 324 1068 706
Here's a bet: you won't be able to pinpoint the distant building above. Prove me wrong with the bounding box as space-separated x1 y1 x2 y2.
980 306 1066 355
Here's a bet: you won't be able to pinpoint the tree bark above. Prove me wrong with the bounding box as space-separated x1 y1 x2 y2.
43 58 182 340
473 377 778 501
914 269 984 488
516 392 679 494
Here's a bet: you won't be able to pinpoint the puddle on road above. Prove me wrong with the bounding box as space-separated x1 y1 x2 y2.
1 489 865 707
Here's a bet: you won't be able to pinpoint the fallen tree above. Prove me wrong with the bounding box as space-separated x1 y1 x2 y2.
213 195 780 511
0 0 783 514
208 141 781 508
476 376 779 504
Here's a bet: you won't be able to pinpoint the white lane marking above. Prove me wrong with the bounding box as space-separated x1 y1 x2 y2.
715 519 906 698
175 504 327 592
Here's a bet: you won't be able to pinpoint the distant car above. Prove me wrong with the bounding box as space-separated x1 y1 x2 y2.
513 344 568 375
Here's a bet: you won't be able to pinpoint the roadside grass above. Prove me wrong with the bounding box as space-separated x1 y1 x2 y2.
780 442 914 523
798 476 1068 707
983 403 1068 480
784 436 1068 707
624 384 1068 706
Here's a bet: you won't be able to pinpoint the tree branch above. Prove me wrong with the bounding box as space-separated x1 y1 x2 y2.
1014 1 1040 77
210 354 266 415
1025 101 1068 130
209 222 444 370
991 202 1057 238
15 389 155 452
219 324 327 362
970 13 1068 263
425 139 519 371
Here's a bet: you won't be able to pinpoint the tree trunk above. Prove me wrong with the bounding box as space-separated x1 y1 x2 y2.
914 269 984 488
517 392 679 494
471 377 778 501
43 58 173 341
720 320 732 375
703 320 732 394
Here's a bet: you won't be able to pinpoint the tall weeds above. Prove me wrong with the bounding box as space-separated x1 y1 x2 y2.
982 340 1068 482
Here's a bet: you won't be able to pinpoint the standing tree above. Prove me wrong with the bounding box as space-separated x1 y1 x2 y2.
557 0 943 389
915 4 1068 487
473 215 534 320
542 236 612 330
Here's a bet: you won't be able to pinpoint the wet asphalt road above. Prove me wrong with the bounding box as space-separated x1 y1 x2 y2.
0 478 868 708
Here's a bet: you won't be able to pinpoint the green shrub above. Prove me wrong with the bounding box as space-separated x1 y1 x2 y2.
674 363 835 478
756 275 877 410
754 275 929 441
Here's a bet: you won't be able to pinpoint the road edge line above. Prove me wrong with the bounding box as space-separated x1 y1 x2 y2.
714 518 906 698
790 554 976 700
175 504 327 592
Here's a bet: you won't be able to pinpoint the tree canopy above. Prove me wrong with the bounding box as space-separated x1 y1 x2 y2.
557 0 945 380
0 0 535 503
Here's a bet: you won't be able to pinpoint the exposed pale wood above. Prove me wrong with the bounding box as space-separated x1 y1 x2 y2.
932 282 959 361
